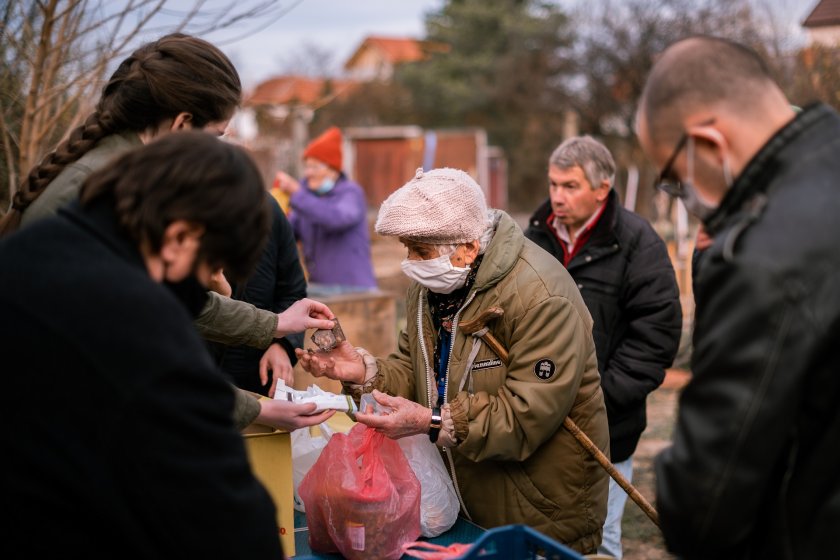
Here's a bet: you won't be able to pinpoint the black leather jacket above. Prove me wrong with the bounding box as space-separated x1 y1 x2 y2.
526 189 682 462
655 103 840 559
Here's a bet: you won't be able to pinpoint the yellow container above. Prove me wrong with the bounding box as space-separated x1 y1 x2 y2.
243 427 295 556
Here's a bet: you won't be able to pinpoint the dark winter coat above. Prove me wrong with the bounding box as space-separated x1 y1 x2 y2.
0 198 282 558
211 195 307 394
525 189 682 462
655 102 840 559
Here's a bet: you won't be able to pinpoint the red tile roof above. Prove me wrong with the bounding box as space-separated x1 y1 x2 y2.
344 36 447 70
803 0 840 27
245 75 357 107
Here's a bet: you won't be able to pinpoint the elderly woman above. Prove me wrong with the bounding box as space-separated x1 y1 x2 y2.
297 168 609 553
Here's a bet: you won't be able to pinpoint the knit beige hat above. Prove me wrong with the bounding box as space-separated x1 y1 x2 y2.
375 167 488 244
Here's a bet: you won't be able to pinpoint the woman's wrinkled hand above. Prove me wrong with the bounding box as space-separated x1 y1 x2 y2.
295 340 366 385
354 390 431 440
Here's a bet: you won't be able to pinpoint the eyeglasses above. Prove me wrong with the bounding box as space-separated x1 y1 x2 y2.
654 131 689 199
654 119 715 199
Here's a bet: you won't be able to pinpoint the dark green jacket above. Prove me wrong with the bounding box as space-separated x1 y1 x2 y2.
370 211 609 553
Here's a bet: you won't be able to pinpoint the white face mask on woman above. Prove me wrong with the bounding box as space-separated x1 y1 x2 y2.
401 254 471 294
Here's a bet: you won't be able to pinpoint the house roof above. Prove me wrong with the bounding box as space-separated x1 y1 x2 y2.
803 0 840 28
344 36 445 70
245 75 357 107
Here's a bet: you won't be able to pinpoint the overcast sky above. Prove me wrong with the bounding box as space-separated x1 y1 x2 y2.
132 0 812 91
151 0 445 89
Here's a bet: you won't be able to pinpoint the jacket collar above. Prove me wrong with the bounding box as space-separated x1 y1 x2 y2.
472 210 523 293
705 102 831 235
59 195 147 272
530 189 620 249
584 189 619 247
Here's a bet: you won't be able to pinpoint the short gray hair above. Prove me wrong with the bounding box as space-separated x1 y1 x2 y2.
549 135 615 190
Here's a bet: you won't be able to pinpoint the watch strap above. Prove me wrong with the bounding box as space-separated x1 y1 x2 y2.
429 406 442 443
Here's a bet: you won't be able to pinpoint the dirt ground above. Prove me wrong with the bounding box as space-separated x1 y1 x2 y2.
620 369 689 560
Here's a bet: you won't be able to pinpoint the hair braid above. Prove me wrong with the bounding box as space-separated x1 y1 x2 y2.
1 32 241 238
0 112 112 236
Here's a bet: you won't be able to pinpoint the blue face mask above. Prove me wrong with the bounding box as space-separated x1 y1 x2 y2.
314 178 335 195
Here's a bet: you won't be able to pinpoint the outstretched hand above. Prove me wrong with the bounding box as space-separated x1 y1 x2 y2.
254 400 335 431
274 170 300 195
276 298 335 337
295 340 366 385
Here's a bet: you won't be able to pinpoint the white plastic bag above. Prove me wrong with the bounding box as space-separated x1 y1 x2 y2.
397 434 460 537
291 412 355 512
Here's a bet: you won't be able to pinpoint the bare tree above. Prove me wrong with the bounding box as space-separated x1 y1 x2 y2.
275 41 339 78
0 0 299 212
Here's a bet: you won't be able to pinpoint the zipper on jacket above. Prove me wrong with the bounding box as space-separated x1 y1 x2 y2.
442 290 477 521
417 290 435 409
417 288 477 520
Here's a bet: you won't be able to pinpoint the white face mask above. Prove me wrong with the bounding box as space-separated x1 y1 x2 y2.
401 254 471 294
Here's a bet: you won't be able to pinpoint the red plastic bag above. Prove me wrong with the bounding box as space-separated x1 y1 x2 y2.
299 423 421 560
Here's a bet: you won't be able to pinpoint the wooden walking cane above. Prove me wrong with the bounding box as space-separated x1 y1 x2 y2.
459 307 661 529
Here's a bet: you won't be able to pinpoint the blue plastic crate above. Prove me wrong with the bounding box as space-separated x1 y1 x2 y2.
458 524 584 560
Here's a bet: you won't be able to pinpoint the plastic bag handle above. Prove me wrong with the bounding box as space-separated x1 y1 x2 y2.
356 426 385 482
401 540 472 559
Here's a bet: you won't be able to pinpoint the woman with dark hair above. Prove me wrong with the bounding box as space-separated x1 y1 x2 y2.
0 33 321 429
3 32 240 232
0 132 328 557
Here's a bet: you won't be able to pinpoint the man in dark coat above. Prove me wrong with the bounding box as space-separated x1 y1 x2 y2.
211 196 308 396
0 133 333 558
525 135 682 559
637 36 840 559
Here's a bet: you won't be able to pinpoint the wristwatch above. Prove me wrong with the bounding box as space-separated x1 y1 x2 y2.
429 406 442 443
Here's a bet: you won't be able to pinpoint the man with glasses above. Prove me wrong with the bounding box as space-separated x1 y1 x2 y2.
525 135 682 559
636 36 840 559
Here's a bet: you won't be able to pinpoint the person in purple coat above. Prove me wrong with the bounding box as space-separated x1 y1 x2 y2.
276 126 377 292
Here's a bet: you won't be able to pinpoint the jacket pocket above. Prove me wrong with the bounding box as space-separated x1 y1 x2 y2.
502 462 563 522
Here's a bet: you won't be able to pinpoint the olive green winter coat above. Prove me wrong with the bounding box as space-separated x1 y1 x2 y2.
373 210 609 553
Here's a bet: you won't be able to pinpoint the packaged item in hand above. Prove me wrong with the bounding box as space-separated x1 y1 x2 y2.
299 423 421 560
274 380 358 413
359 392 394 415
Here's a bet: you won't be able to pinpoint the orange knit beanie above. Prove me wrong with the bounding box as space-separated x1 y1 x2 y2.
303 126 343 171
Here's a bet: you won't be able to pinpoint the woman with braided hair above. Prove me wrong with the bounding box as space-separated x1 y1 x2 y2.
3 33 238 234
0 33 335 432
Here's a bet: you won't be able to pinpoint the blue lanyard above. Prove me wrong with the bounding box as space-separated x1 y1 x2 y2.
436 327 451 407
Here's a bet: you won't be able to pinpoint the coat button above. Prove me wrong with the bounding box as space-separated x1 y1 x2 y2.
584 255 592 262
577 283 583 289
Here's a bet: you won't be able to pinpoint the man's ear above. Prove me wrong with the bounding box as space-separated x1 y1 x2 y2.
170 112 194 132
595 179 611 203
688 123 729 165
